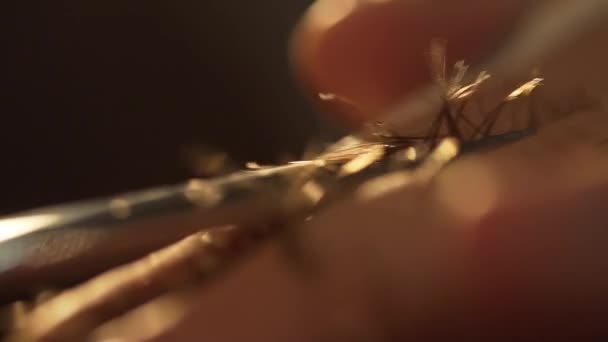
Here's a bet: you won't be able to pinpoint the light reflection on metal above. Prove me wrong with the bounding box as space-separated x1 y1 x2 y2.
184 179 223 208
108 199 131 219
0 214 61 244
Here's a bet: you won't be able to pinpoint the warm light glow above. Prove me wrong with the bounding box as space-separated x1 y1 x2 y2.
450 71 491 100
307 0 358 30
184 179 222 207
0 214 61 243
357 171 413 200
404 147 417 161
318 93 337 101
339 144 385 177
92 293 192 341
200 231 213 244
245 162 263 169
108 198 131 219
435 138 460 161
357 138 460 201
506 78 543 101
301 180 325 204
436 161 499 223
318 92 360 109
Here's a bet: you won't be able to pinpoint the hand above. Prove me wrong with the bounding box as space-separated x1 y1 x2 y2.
17 1 608 340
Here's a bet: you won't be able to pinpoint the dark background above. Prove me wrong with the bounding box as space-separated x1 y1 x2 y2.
0 0 335 213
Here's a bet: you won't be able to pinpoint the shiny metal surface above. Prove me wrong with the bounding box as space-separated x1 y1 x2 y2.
0 162 323 302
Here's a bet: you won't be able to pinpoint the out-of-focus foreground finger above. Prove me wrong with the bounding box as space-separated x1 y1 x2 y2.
122 109 608 341
10 227 243 341
290 0 527 126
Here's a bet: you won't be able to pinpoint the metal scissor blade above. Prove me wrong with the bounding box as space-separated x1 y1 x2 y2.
0 161 322 303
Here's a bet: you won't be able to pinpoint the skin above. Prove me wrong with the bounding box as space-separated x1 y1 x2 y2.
16 0 608 340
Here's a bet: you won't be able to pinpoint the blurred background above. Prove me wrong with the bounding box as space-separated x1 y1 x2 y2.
1 0 336 213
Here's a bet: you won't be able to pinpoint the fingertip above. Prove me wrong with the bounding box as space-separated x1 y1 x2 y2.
291 0 526 127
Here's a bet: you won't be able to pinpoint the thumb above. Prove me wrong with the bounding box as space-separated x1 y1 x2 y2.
290 0 527 127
